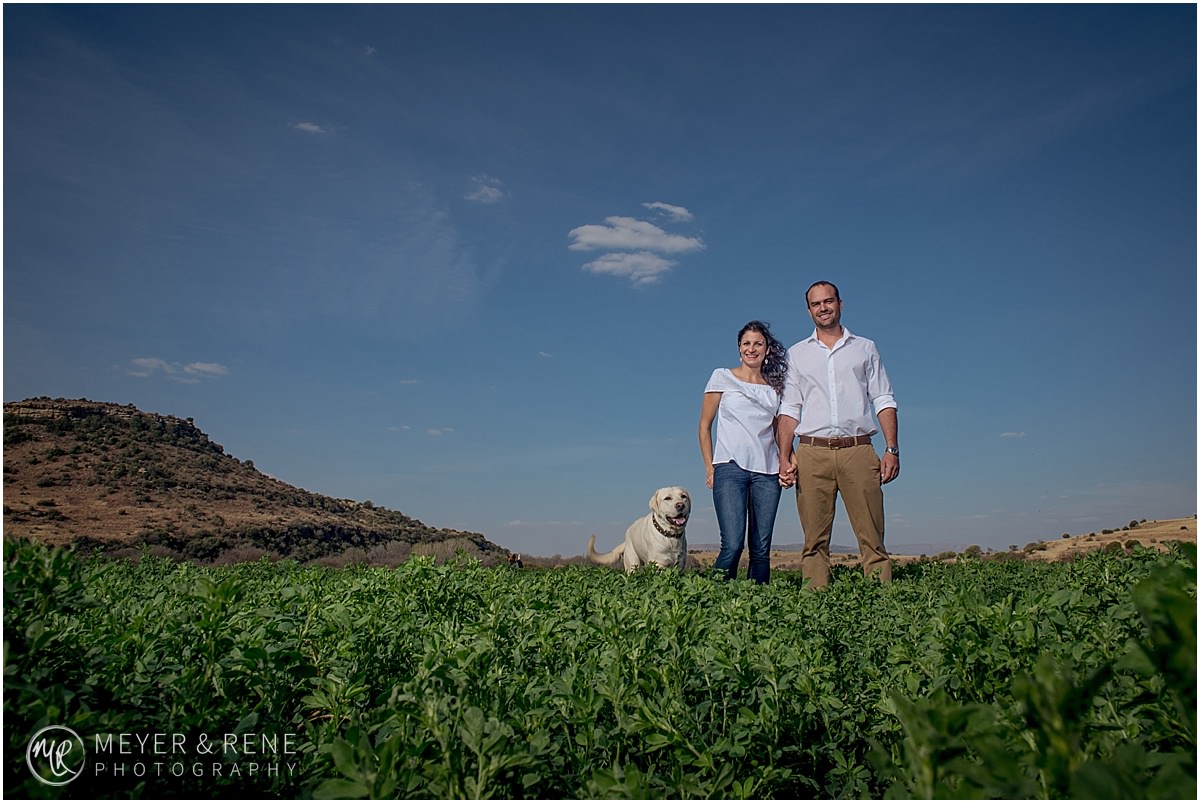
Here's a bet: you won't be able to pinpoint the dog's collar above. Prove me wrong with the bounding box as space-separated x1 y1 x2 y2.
653 516 685 539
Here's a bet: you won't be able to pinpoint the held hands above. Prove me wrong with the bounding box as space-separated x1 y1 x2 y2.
778 457 796 489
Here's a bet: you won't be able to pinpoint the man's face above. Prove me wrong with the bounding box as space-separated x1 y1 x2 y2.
806 284 842 330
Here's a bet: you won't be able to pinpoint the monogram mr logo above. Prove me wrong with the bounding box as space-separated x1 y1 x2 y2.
26 725 86 786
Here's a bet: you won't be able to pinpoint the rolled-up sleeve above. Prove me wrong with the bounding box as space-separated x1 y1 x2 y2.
867 345 897 415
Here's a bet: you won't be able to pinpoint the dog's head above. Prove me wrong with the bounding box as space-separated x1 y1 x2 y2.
649 486 691 532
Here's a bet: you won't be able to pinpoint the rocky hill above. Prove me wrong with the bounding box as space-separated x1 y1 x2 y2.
3 397 506 564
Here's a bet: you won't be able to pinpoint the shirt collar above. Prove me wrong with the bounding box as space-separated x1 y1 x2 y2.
805 326 854 347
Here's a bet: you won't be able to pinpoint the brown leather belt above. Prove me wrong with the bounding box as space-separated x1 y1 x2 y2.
797 434 872 449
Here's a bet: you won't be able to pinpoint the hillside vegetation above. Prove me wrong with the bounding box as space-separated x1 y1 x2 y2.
3 397 504 564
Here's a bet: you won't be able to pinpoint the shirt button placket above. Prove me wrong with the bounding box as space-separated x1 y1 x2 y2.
827 352 838 433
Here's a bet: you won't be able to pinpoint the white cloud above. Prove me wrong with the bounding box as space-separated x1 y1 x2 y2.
184 362 229 377
568 216 703 254
538 351 553 358
581 251 677 287
127 357 229 383
291 122 328 135
642 201 694 222
127 358 172 377
1000 431 1027 439
569 203 702 286
465 174 506 204
428 427 455 436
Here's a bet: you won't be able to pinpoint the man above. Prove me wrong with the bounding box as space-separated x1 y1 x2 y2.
777 281 899 588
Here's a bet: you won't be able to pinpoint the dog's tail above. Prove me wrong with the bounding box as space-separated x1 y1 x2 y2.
587 534 625 568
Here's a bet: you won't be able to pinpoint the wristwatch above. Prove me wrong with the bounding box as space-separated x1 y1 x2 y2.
885 446 900 456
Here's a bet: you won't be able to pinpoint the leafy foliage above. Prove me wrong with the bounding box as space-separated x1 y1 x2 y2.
4 540 1194 798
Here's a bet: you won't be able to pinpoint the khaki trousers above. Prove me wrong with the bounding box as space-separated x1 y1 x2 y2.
794 442 891 588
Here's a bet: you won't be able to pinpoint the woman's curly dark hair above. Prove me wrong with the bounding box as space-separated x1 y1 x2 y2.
738 320 788 398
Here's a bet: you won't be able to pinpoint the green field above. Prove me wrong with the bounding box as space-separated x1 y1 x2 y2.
5 539 1194 799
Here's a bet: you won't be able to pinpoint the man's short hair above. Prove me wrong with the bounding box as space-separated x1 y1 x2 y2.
805 281 841 303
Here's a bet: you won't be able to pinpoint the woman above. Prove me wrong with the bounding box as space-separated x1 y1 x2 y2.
698 320 788 583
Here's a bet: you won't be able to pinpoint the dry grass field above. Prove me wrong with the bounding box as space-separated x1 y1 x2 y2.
688 516 1196 571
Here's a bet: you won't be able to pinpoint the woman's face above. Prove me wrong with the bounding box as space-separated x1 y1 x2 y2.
739 329 768 370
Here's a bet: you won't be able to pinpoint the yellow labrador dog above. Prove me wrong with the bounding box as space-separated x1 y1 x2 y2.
587 487 691 571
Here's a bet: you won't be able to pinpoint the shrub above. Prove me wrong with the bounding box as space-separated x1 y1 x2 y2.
364 540 412 567
209 546 282 565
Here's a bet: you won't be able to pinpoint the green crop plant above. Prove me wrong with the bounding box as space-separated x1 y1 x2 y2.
4 539 1193 799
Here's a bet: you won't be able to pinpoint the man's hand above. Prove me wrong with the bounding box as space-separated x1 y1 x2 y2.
880 452 899 484
779 456 796 488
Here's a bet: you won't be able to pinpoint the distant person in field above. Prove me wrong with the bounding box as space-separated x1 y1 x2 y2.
698 320 788 583
777 281 899 589
507 553 523 569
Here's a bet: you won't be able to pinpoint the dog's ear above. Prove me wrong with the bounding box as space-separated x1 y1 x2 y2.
649 489 662 511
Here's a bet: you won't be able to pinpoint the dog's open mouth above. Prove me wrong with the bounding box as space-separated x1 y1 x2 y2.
668 516 689 527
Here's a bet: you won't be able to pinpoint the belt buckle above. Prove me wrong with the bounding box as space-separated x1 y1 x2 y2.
827 436 844 449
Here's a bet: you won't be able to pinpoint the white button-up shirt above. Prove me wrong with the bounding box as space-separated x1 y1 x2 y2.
779 327 897 438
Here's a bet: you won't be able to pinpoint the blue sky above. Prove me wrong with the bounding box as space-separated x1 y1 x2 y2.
5 5 1196 556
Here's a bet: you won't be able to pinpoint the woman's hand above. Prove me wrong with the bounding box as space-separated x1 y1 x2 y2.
778 457 796 488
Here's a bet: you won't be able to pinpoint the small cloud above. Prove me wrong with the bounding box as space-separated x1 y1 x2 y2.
127 357 229 383
642 201 694 223
184 362 229 378
397 379 422 385
538 351 553 358
128 357 172 377
291 122 329 135
465 174 507 204
364 44 376 56
1000 431 1027 439
582 251 677 287
427 427 455 436
568 216 703 254
570 204 703 286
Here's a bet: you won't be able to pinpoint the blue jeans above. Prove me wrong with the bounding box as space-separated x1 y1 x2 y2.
712 461 782 583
